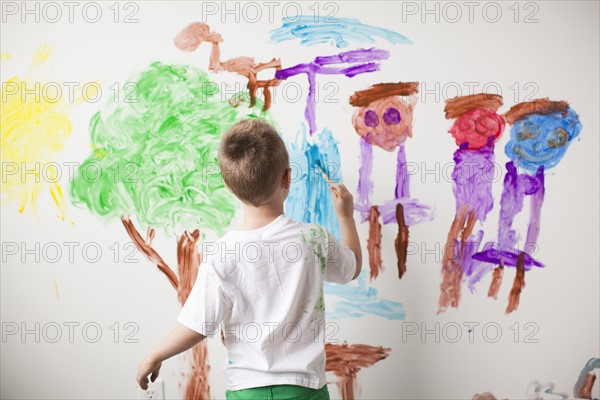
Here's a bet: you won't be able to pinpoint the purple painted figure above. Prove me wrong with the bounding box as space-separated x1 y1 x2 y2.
438 93 505 314
472 99 582 312
349 82 434 280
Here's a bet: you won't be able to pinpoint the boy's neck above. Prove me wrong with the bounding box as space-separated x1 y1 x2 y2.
240 201 284 231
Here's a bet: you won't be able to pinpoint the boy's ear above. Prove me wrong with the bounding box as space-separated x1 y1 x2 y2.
282 167 292 189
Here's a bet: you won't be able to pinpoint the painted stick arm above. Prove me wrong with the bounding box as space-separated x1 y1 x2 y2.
472 248 544 269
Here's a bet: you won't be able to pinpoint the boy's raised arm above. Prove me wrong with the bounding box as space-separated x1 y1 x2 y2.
136 323 205 390
330 183 363 280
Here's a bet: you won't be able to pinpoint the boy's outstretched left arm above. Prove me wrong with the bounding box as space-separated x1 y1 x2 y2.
136 323 205 390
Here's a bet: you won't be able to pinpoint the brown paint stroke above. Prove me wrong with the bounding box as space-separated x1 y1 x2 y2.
174 22 281 110
504 98 569 124
438 204 469 313
186 343 211 400
506 252 526 314
487 265 504 299
121 214 211 399
121 215 179 289
367 205 383 280
444 93 503 119
177 229 211 399
578 373 597 399
395 203 409 279
177 230 201 304
349 82 419 107
325 342 391 400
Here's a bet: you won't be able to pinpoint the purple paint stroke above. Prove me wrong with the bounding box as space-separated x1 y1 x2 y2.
472 247 544 270
452 141 496 222
339 63 381 77
314 49 390 65
524 166 545 252
356 197 434 227
364 111 379 127
395 146 409 199
497 161 542 250
275 48 389 135
472 161 544 268
357 136 373 207
306 72 317 139
355 140 433 226
461 229 484 279
466 241 496 292
383 107 401 125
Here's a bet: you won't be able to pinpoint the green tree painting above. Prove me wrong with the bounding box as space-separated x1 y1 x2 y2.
70 61 273 399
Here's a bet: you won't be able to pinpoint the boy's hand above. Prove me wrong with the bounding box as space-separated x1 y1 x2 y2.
136 356 162 390
329 183 354 218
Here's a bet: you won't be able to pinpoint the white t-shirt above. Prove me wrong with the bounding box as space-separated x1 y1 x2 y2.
177 214 357 391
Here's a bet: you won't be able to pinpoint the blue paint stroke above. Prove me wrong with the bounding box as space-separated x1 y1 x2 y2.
325 269 405 321
270 16 413 48
285 125 341 240
505 107 582 172
284 125 405 321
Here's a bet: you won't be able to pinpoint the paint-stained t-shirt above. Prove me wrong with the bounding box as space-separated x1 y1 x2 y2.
177 214 357 391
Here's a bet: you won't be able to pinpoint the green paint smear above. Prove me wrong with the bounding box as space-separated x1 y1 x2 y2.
70 61 274 237
302 225 328 311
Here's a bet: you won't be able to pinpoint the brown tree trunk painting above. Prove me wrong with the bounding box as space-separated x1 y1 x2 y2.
122 215 211 400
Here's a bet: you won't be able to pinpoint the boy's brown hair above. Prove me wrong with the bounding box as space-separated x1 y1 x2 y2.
218 118 289 206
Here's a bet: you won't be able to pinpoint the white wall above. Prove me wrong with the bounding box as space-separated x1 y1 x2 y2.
2 1 598 399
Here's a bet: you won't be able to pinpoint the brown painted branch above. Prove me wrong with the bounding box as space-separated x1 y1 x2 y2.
506 252 526 314
121 215 179 289
146 228 155 246
395 203 409 279
488 265 504 299
177 229 201 306
325 342 391 400
367 205 383 281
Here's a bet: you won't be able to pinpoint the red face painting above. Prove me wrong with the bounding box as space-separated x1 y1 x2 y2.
449 107 505 149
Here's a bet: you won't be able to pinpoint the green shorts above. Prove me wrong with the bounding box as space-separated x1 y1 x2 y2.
225 384 330 400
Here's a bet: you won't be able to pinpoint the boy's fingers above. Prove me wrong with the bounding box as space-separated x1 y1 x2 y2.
334 185 349 198
138 375 148 390
151 368 160 382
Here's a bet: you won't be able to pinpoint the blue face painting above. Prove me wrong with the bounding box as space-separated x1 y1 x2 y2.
505 107 582 171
